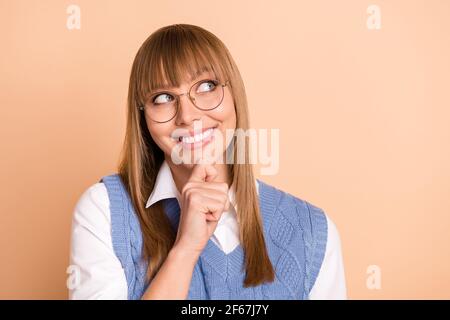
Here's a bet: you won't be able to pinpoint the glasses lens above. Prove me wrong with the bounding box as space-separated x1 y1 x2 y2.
190 80 223 110
145 93 177 122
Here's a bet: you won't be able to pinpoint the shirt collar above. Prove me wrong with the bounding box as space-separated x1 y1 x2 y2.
145 160 258 209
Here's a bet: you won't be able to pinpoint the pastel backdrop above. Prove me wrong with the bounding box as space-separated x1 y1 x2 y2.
1 0 449 299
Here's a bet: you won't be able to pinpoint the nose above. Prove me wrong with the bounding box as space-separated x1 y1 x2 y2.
174 93 203 126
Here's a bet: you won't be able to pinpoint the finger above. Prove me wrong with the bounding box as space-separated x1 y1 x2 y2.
200 197 226 221
203 201 230 220
188 163 218 183
205 212 220 222
194 156 217 182
184 181 229 195
184 187 230 211
204 167 218 182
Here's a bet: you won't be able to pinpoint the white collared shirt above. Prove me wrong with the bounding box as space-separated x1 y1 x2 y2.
144 161 255 254
69 161 347 299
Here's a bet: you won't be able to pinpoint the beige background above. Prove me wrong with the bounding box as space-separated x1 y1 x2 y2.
1 0 449 299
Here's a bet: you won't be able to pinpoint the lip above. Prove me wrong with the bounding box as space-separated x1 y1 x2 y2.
172 125 218 142
177 127 216 150
178 125 218 139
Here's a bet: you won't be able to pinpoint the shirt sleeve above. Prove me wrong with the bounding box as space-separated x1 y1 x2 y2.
68 182 128 299
308 214 347 299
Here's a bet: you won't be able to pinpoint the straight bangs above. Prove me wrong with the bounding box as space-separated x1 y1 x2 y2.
134 26 232 106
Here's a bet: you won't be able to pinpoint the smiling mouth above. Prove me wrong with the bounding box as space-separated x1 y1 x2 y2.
172 125 215 142
173 126 217 150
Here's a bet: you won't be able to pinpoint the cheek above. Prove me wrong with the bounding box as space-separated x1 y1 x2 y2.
212 92 236 127
146 121 172 151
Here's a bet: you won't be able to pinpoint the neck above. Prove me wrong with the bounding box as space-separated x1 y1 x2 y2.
165 157 231 195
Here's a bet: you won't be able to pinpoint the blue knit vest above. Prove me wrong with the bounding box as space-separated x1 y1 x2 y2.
100 174 328 300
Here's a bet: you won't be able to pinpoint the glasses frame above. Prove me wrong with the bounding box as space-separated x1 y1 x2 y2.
139 79 230 123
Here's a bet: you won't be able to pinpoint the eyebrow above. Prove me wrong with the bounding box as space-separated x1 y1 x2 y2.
151 67 213 92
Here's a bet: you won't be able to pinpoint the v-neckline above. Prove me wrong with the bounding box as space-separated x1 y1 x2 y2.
162 179 280 281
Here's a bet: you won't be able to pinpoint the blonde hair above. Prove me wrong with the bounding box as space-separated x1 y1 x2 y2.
118 24 274 287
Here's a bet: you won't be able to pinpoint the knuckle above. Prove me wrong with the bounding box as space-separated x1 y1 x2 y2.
189 192 201 204
181 182 192 195
183 189 191 200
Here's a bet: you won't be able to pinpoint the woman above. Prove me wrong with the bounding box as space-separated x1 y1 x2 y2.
69 24 346 299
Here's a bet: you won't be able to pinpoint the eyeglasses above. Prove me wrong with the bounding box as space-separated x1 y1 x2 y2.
139 79 230 123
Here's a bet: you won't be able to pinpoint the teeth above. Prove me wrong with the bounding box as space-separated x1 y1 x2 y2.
181 128 213 144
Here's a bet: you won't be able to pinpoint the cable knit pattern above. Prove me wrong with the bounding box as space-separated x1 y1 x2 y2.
100 174 328 300
100 175 147 300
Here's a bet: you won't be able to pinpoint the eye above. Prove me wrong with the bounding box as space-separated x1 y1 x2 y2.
196 80 217 94
152 93 174 105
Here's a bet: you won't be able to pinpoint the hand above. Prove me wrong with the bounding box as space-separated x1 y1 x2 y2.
173 161 230 256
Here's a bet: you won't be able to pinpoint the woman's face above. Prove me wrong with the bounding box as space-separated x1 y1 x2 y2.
145 70 236 168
